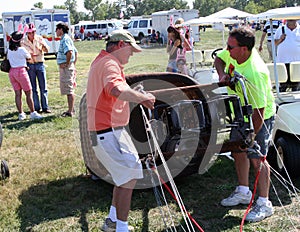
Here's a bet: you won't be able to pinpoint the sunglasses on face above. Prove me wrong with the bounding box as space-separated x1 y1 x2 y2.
227 43 239 51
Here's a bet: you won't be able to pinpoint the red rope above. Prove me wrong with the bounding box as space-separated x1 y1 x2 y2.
239 156 266 232
153 168 205 232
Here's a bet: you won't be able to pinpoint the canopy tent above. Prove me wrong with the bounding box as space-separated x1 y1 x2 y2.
184 17 240 49
206 7 254 20
184 17 240 26
248 6 300 21
249 6 300 97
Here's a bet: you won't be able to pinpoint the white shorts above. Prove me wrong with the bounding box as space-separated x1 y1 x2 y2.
92 128 143 186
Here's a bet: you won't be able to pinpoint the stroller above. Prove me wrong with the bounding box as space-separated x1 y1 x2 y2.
0 122 9 180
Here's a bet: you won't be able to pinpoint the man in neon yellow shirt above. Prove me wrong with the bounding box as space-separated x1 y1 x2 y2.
214 27 276 222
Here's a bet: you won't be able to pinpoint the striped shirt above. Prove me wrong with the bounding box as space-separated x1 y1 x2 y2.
263 20 282 42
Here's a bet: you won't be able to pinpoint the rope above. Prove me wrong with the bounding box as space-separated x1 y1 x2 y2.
140 105 204 232
234 75 299 230
240 156 265 232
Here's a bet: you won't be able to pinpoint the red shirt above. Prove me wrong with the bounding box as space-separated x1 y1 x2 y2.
86 50 130 131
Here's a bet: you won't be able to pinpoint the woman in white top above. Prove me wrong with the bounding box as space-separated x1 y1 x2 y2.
7 31 42 121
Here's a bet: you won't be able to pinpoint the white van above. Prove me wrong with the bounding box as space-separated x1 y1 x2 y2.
73 20 123 40
125 17 152 41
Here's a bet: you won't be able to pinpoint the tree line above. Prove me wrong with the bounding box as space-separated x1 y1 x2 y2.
33 0 300 24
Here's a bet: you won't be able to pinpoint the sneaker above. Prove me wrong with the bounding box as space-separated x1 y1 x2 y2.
245 199 274 222
101 218 134 232
30 111 43 120
101 218 116 232
221 187 252 207
18 112 26 121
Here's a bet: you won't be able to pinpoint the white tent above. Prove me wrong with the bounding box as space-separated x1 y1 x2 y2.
206 7 254 20
249 6 300 97
185 17 240 26
248 6 300 21
184 16 240 48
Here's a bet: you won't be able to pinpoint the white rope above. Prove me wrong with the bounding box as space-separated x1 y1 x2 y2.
237 77 299 227
140 105 196 232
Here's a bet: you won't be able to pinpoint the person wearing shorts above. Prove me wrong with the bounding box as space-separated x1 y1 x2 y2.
86 30 155 231
56 22 78 117
214 27 276 222
7 31 42 121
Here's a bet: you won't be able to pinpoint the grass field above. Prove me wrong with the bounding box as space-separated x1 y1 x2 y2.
0 28 299 232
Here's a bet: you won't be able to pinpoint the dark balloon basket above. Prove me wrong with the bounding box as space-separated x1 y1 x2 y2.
79 72 250 187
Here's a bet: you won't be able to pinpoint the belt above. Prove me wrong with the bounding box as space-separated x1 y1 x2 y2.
96 126 124 134
28 62 43 64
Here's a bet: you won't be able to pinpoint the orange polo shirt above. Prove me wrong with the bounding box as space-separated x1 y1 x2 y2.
86 50 130 131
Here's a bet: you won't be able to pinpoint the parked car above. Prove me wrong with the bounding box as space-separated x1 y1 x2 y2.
73 20 123 40
124 17 152 41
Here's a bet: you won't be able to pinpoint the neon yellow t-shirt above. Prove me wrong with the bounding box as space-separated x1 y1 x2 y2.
217 49 276 120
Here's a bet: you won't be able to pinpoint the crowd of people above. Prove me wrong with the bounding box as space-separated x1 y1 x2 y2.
3 16 299 231
6 22 78 120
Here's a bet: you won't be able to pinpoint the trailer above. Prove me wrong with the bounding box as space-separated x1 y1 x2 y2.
0 22 4 57
2 9 70 56
152 9 200 44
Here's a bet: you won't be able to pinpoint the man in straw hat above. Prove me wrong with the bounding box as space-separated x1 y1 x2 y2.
86 30 155 231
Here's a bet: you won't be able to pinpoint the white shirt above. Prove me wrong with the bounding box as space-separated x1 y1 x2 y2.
263 20 282 41
7 47 31 68
275 23 300 63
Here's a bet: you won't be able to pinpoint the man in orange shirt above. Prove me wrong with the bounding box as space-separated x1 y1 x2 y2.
86 30 155 231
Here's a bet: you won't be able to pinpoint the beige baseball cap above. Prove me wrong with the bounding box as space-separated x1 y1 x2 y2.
108 30 142 52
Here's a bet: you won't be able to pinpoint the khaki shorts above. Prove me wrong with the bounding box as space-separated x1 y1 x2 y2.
92 128 143 186
59 63 76 95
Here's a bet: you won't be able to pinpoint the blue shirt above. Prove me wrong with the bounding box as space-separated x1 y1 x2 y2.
57 33 77 64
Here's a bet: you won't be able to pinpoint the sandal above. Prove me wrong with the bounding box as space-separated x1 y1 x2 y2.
61 111 73 117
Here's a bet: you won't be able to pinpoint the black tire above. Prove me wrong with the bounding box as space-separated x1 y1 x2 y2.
270 135 300 177
1 160 9 179
78 93 112 181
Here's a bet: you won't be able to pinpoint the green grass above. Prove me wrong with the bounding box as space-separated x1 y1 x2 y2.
0 29 299 232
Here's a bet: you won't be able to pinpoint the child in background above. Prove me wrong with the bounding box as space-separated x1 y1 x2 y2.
177 58 188 75
7 31 43 121
176 48 188 75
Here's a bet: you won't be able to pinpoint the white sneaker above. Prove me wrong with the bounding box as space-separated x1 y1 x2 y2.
18 112 26 121
101 218 134 232
30 111 43 120
101 218 116 232
221 187 252 206
245 199 274 222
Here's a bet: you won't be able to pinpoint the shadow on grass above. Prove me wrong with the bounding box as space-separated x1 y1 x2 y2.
0 113 58 130
17 176 113 231
16 157 300 231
